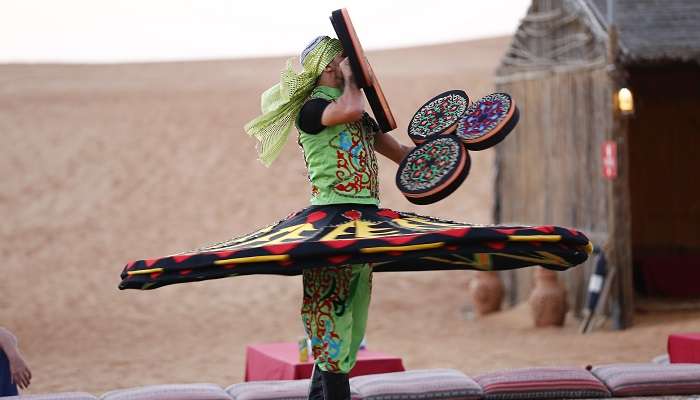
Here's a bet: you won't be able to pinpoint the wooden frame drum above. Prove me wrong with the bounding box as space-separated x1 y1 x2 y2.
395 135 471 205
330 8 397 132
456 92 519 151
407 90 470 144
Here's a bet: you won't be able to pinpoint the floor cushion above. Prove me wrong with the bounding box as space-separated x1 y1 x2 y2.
474 367 610 399
100 383 230 400
349 368 482 400
2 393 96 400
225 379 314 400
591 363 700 396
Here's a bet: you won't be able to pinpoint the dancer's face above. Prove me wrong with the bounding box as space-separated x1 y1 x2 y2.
324 53 346 87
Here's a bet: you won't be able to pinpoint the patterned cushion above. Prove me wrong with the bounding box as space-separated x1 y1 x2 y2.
100 383 230 400
591 363 700 396
2 393 96 400
474 367 610 399
349 369 482 400
226 379 360 400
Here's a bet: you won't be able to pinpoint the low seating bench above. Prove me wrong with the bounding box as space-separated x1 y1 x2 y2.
4 363 700 400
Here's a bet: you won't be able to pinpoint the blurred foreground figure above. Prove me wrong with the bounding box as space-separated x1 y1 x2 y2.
0 327 32 395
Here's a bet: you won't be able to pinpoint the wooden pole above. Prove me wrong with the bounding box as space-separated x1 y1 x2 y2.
607 25 635 328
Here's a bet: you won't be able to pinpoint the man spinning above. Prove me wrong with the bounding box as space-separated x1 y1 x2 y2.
245 36 411 400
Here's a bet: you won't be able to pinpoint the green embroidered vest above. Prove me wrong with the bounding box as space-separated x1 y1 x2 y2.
296 86 380 206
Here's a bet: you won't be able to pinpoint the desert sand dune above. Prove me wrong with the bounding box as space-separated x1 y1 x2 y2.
1 36 698 394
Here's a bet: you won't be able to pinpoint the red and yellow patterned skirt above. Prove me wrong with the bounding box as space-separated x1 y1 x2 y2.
119 204 592 290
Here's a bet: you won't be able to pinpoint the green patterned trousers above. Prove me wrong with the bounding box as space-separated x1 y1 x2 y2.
301 263 372 373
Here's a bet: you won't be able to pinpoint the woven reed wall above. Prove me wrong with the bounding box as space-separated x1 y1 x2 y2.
494 65 613 314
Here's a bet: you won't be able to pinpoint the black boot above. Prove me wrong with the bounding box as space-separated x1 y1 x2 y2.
308 364 324 400
320 370 350 400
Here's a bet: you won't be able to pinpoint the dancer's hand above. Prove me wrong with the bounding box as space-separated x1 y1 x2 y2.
340 56 374 86
322 57 365 126
339 58 355 84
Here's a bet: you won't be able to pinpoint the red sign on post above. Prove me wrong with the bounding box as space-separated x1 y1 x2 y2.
602 141 617 179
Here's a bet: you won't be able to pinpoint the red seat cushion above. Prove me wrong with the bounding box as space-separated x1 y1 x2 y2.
669 333 700 363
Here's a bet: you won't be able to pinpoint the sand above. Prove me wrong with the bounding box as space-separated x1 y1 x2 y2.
2 36 699 395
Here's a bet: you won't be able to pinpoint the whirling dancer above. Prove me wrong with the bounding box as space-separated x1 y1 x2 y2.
119 35 592 400
245 35 411 400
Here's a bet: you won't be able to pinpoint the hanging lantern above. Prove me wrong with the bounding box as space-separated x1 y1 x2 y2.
617 87 634 115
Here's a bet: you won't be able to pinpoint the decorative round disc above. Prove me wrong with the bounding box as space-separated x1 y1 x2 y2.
456 92 519 151
396 135 470 205
408 90 469 145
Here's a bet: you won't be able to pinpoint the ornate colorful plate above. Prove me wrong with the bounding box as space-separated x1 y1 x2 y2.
396 135 470 205
456 92 519 151
408 90 469 144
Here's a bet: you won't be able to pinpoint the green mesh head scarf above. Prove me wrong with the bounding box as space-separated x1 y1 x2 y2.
244 36 343 166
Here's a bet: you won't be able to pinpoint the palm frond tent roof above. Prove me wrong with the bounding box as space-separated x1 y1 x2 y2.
587 0 700 64
499 0 700 74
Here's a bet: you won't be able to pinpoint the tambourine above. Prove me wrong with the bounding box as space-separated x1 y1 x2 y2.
396 135 470 205
330 8 397 133
407 90 470 145
456 92 519 151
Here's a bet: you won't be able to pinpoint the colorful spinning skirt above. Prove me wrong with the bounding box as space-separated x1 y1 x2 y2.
119 204 592 290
